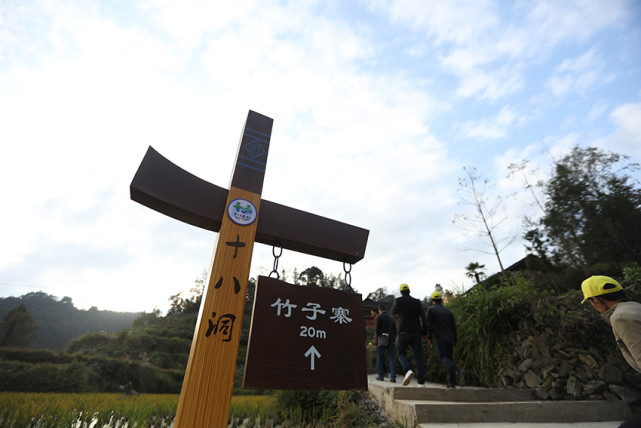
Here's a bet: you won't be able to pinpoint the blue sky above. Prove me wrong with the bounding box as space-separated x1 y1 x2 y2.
1 0 640 313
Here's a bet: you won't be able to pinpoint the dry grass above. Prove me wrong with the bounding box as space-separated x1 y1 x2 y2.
0 392 276 427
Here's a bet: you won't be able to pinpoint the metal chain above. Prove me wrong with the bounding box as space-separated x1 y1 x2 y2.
343 262 352 290
269 242 283 279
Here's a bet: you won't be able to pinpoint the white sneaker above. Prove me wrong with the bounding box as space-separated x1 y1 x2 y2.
402 370 414 386
418 384 426 388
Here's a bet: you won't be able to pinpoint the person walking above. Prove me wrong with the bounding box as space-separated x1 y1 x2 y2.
392 283 428 386
375 304 396 382
370 307 379 343
427 291 460 388
581 275 641 428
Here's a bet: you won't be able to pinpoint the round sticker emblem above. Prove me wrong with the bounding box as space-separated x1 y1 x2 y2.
227 199 257 226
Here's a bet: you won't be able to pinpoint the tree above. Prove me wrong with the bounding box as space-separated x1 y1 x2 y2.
465 262 486 284
366 287 395 306
453 166 516 275
367 287 388 302
167 270 207 315
530 146 641 270
324 272 341 290
298 266 325 287
0 304 37 347
507 160 546 213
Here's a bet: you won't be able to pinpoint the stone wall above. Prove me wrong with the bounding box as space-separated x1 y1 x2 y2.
492 294 641 404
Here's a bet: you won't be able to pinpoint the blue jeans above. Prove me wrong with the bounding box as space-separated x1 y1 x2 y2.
377 342 396 380
397 332 425 384
435 335 459 385
619 411 641 427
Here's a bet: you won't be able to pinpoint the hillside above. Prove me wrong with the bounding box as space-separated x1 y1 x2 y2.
0 282 253 394
0 292 142 350
0 308 196 393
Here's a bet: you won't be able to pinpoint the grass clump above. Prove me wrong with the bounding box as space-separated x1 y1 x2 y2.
448 274 545 385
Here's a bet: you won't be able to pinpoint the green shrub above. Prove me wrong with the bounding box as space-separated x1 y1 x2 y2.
0 348 72 364
623 263 641 297
333 390 378 426
449 274 545 385
73 354 183 393
0 360 94 392
65 332 117 355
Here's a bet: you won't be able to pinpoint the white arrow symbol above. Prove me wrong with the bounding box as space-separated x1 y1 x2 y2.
304 345 321 370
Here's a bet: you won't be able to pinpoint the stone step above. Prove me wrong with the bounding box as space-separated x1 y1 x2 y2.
367 375 632 426
391 384 536 402
405 399 631 424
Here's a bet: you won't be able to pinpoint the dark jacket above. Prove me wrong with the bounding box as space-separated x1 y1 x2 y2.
375 311 397 342
392 295 427 335
426 303 457 342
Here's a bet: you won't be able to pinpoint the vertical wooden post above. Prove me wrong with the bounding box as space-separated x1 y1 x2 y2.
174 111 272 427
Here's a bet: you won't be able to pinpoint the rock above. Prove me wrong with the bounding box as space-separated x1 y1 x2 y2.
583 379 606 395
543 375 554 390
550 387 565 400
535 387 550 400
540 367 552 379
599 363 624 384
578 353 598 369
566 376 582 399
500 368 520 387
518 358 533 372
609 384 641 403
588 346 604 362
603 391 620 401
576 364 594 380
606 354 620 364
533 335 551 362
558 361 572 378
531 358 544 371
524 370 543 388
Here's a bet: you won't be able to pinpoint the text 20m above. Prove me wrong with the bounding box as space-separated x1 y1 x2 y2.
300 326 327 339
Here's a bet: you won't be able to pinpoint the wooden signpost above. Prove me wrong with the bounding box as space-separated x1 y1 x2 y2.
130 110 369 427
243 276 367 390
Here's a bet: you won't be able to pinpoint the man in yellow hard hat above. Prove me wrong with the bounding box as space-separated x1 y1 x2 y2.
427 290 460 388
392 283 428 387
581 275 641 373
581 275 641 427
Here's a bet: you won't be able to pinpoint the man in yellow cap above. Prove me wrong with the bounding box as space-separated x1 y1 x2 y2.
581 275 641 427
392 283 428 386
427 290 460 388
581 275 641 373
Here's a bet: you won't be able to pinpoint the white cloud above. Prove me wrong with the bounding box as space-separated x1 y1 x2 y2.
371 0 499 46
456 66 524 101
460 105 524 140
545 48 614 97
525 0 631 48
371 0 632 104
607 101 641 161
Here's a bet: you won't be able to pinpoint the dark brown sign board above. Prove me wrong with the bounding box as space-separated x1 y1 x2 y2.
243 276 368 390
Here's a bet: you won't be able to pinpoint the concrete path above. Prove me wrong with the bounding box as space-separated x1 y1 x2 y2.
367 375 630 427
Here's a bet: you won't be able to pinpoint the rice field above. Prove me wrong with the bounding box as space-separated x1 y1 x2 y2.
0 392 277 427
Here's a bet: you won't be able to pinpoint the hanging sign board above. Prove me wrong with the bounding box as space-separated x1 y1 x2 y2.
243 276 367 390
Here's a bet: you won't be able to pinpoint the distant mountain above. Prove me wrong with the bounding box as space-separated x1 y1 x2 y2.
0 292 142 350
